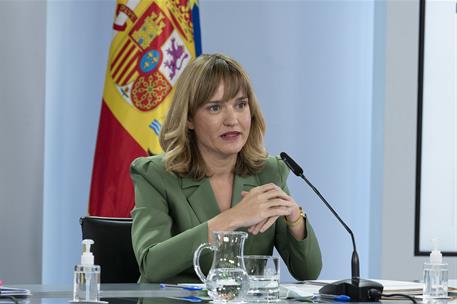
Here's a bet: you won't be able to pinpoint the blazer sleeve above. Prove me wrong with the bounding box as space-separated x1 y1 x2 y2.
130 157 209 283
269 156 323 280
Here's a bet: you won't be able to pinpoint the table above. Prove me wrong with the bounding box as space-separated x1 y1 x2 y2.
3 283 453 304
4 284 191 304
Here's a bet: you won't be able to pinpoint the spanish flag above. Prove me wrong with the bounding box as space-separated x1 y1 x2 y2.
89 0 201 217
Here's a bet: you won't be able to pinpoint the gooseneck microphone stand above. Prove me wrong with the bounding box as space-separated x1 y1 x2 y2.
280 152 383 302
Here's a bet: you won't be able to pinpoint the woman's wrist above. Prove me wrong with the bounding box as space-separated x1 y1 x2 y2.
285 206 306 227
285 205 302 223
284 207 307 239
208 210 238 235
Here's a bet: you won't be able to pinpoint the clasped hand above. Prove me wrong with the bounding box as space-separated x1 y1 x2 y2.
233 183 300 235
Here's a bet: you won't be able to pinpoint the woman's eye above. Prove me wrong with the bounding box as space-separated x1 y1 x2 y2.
236 101 248 109
208 104 221 112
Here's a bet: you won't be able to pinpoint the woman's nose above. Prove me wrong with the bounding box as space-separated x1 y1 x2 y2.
223 108 237 126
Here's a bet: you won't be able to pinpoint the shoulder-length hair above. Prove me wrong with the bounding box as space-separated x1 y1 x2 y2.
159 53 267 179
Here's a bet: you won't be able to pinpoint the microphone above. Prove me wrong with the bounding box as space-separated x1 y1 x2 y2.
280 152 383 302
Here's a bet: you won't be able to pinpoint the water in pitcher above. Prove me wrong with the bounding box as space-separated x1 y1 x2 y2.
206 268 249 302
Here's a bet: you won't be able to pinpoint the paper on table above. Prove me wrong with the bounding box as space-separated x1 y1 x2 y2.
374 280 423 294
280 283 321 298
448 279 457 290
0 286 31 297
177 283 205 289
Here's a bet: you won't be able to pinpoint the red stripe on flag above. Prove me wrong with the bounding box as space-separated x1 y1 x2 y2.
89 101 146 217
112 43 136 80
111 39 131 70
122 61 139 85
117 54 139 86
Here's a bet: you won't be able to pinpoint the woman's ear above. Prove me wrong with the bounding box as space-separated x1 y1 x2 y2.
187 119 194 130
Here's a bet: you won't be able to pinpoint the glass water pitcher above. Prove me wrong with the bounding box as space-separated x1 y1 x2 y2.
193 231 249 303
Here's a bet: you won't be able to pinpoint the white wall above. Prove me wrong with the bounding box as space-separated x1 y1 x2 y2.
0 1 46 284
370 0 387 279
42 0 115 284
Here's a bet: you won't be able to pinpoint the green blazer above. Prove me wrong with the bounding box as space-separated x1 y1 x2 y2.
130 155 322 283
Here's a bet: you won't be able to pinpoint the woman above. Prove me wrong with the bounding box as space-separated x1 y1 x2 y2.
130 53 322 283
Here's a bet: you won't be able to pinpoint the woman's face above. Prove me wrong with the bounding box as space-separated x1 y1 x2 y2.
188 82 252 162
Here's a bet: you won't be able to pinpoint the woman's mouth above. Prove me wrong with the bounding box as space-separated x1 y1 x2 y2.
221 131 241 140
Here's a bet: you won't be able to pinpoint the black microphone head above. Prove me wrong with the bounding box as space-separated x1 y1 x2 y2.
280 152 304 176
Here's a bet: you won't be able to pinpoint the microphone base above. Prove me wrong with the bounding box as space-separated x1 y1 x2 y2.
319 278 384 302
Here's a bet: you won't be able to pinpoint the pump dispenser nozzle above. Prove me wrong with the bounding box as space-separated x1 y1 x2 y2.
81 239 95 266
430 238 443 264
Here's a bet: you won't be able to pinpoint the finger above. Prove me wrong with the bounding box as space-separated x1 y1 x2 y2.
250 219 268 235
261 186 296 203
250 183 279 195
248 219 265 230
241 184 285 203
263 198 296 209
255 200 292 220
253 219 269 234
264 205 292 218
272 190 292 201
248 226 259 235
259 187 291 202
273 190 298 206
248 227 259 235
260 216 279 233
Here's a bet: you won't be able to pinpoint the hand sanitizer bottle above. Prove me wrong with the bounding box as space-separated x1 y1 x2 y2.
73 239 101 302
423 239 448 298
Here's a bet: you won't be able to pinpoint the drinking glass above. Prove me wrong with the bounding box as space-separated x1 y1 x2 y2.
244 255 280 302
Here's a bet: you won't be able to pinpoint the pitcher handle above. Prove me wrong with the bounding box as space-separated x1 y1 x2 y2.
193 242 215 283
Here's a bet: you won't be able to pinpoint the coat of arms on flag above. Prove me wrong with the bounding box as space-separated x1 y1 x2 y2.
89 0 201 217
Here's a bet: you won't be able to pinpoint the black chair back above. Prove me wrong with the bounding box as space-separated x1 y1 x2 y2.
80 216 140 283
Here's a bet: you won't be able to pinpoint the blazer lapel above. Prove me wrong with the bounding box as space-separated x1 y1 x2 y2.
231 174 260 207
181 176 220 223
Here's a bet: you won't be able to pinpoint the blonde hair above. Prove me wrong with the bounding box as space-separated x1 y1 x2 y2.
159 53 267 179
